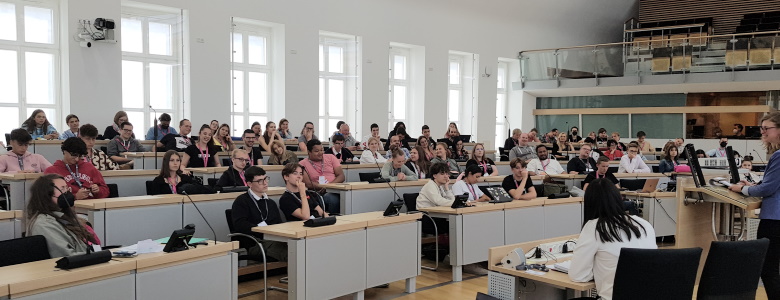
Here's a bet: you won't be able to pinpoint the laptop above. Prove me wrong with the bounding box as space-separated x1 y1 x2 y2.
479 186 513 203
458 135 471 143
640 178 660 193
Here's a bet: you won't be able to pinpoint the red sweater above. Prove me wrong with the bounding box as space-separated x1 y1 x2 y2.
45 160 110 199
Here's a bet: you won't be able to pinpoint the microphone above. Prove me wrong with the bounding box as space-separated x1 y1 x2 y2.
372 151 403 203
752 149 766 165
504 116 511 139
150 105 158 168
182 191 217 245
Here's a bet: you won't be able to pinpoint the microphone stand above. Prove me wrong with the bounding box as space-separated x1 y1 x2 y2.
150 105 158 169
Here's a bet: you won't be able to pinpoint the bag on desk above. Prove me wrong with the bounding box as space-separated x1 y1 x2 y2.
543 182 568 197
55 249 111 269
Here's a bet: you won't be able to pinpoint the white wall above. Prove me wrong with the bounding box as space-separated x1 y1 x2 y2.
62 0 637 144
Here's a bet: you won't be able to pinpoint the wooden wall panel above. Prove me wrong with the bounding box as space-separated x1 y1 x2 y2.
639 0 780 35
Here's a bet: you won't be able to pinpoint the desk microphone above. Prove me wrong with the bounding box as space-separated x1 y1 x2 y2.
505 116 511 139
183 191 217 245
372 153 403 203
150 105 158 169
752 149 766 165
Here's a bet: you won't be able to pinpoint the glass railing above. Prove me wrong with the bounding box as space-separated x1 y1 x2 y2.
519 30 780 86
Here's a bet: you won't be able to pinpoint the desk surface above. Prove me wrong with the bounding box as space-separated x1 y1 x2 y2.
685 186 762 210
419 197 584 215
0 210 21 220
75 187 288 210
321 180 429 191
620 191 677 198
0 169 166 181
252 211 421 239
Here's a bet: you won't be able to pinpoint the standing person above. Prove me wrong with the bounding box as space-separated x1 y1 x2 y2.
568 143 598 174
107 122 147 168
416 136 435 160
149 150 194 195
466 143 498 176
325 134 355 163
216 149 251 188
267 140 298 165
527 144 564 176
60 114 80 139
501 158 537 200
297 122 317 152
279 163 328 221
508 133 538 162
182 124 222 168
26 174 100 258
278 118 294 140
568 126 583 142
260 121 283 153
239 129 263 166
730 112 780 299
21 109 58 140
431 142 461 176
406 146 432 179
79 124 120 171
103 111 129 140
45 138 110 200
231 166 287 262
299 139 344 214
359 137 387 164
635 131 653 153
0 128 52 173
159 119 193 152
213 123 234 152
380 149 418 182
618 144 651 173
452 165 491 202
144 113 177 148
362 123 382 149
658 144 681 174
569 178 656 300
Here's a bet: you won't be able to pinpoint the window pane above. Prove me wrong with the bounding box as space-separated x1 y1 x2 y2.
0 3 16 41
328 119 339 137
319 118 325 141
318 45 324 72
448 90 460 121
328 79 344 116
248 72 267 113
393 55 406 80
496 94 506 121
26 108 55 131
0 49 18 103
250 116 268 131
125 111 145 138
328 46 343 73
232 33 243 63
248 35 266 65
232 71 244 112
497 65 506 88
393 85 406 119
25 52 54 104
232 114 243 135
449 61 460 85
0 107 19 137
536 115 579 138
632 114 683 140
24 6 52 44
148 22 172 55
149 63 173 109
121 18 143 53
318 78 324 116
581 114 629 140
121 60 144 108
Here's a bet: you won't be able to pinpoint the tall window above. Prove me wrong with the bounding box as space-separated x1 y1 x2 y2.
318 32 358 140
495 61 509 150
231 19 272 136
388 46 410 131
121 4 182 139
447 55 464 129
0 0 60 135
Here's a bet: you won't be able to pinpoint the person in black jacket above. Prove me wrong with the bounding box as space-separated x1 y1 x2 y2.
149 150 194 195
385 122 411 150
567 144 598 174
230 166 286 261
216 149 250 188
324 134 354 163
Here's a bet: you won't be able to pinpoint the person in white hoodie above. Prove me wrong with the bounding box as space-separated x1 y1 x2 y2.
569 178 657 300
359 137 387 164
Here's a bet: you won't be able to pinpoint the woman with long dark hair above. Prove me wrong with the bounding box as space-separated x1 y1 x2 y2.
182 124 221 168
213 123 234 152
569 178 656 300
658 142 680 173
406 146 432 179
261 121 282 152
21 109 59 140
149 150 194 195
26 174 100 258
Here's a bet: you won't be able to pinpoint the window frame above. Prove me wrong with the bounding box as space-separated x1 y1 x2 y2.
495 61 509 150
448 54 465 128
318 33 357 140
230 19 273 136
388 46 411 131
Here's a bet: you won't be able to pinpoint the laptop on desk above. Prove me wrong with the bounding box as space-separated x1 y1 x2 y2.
479 186 513 203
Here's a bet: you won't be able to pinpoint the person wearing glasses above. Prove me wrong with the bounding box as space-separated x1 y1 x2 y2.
230 166 287 262
279 163 328 221
299 139 345 214
239 129 264 166
330 123 361 151
567 143 598 175
325 134 355 163
159 119 193 152
618 144 651 173
216 149 252 188
106 122 147 168
0 128 52 173
149 150 194 195
79 124 120 171
45 137 109 199
298 122 318 152
144 113 177 148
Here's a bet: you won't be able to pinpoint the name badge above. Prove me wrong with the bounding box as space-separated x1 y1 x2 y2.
258 221 268 227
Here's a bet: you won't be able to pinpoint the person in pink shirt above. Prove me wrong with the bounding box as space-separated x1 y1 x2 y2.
298 139 344 214
0 128 52 173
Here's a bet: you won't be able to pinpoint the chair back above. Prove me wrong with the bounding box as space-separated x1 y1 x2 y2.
612 247 702 300
107 183 119 198
0 236 51 267
224 208 253 250
358 172 381 183
402 193 419 212
697 239 770 300
145 180 156 195
207 178 218 187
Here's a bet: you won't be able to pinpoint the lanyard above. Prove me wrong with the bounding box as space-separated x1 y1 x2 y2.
197 144 209 166
247 149 254 166
248 192 269 222
115 138 130 151
412 163 421 178
157 125 171 136
479 160 488 174
541 158 550 171
596 172 603 179
581 158 592 172
466 183 477 200
718 148 726 157
639 142 646 152
167 176 178 194
66 164 82 188
17 155 24 171
309 159 325 174
513 177 526 194
238 170 247 186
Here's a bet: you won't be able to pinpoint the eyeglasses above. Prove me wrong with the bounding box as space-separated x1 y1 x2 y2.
334 142 344 145
121 129 133 132
760 126 778 132
250 177 269 184
69 152 84 158
243 136 257 140
233 158 250 163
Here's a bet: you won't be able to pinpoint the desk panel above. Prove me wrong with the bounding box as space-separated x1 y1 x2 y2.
366 222 420 287
183 199 233 242
103 204 182 246
103 175 155 197
459 210 505 265
135 253 235 300
0 219 16 241
504 206 546 245
306 230 367 299
16 273 135 300
652 197 678 237
544 203 582 238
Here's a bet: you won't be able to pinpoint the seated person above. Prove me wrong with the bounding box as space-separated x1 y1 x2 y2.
740 160 762 183
230 166 287 262
182 124 222 168
299 139 344 214
359 137 387 164
503 128 521 152
217 149 251 188
707 137 729 158
239 129 263 166
567 144 598 174
103 111 128 140
602 139 624 161
551 132 573 159
279 163 328 221
466 143 498 176
595 128 609 147
381 149 419 182
626 141 648 161
508 133 537 162
159 119 193 152
421 125 437 150
330 123 361 151
416 162 457 208
0 128 52 173
21 109 59 140
452 140 469 161
406 146 431 179
431 142 461 176
145 113 178 147
658 145 681 174
502 158 537 200
267 140 298 165
568 126 583 143
59 114 80 139
583 156 619 191
149 150 194 195
384 134 411 159
634 131 653 153
452 165 491 202
325 134 355 163
526 128 541 143
569 178 656 300
26 174 100 258
297 122 317 152
696 149 707 158
107 122 147 167
45 137 109 199
618 145 651 173
610 132 627 152
362 123 383 149
79 124 120 171
527 144 564 176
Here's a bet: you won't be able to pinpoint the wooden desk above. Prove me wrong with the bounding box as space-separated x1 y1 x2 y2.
253 211 421 300
188 165 285 187
487 234 595 299
322 180 430 215
0 210 22 241
550 172 668 190
31 140 156 164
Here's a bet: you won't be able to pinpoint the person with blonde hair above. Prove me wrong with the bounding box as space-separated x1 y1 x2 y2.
267 140 298 165
359 137 387 164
